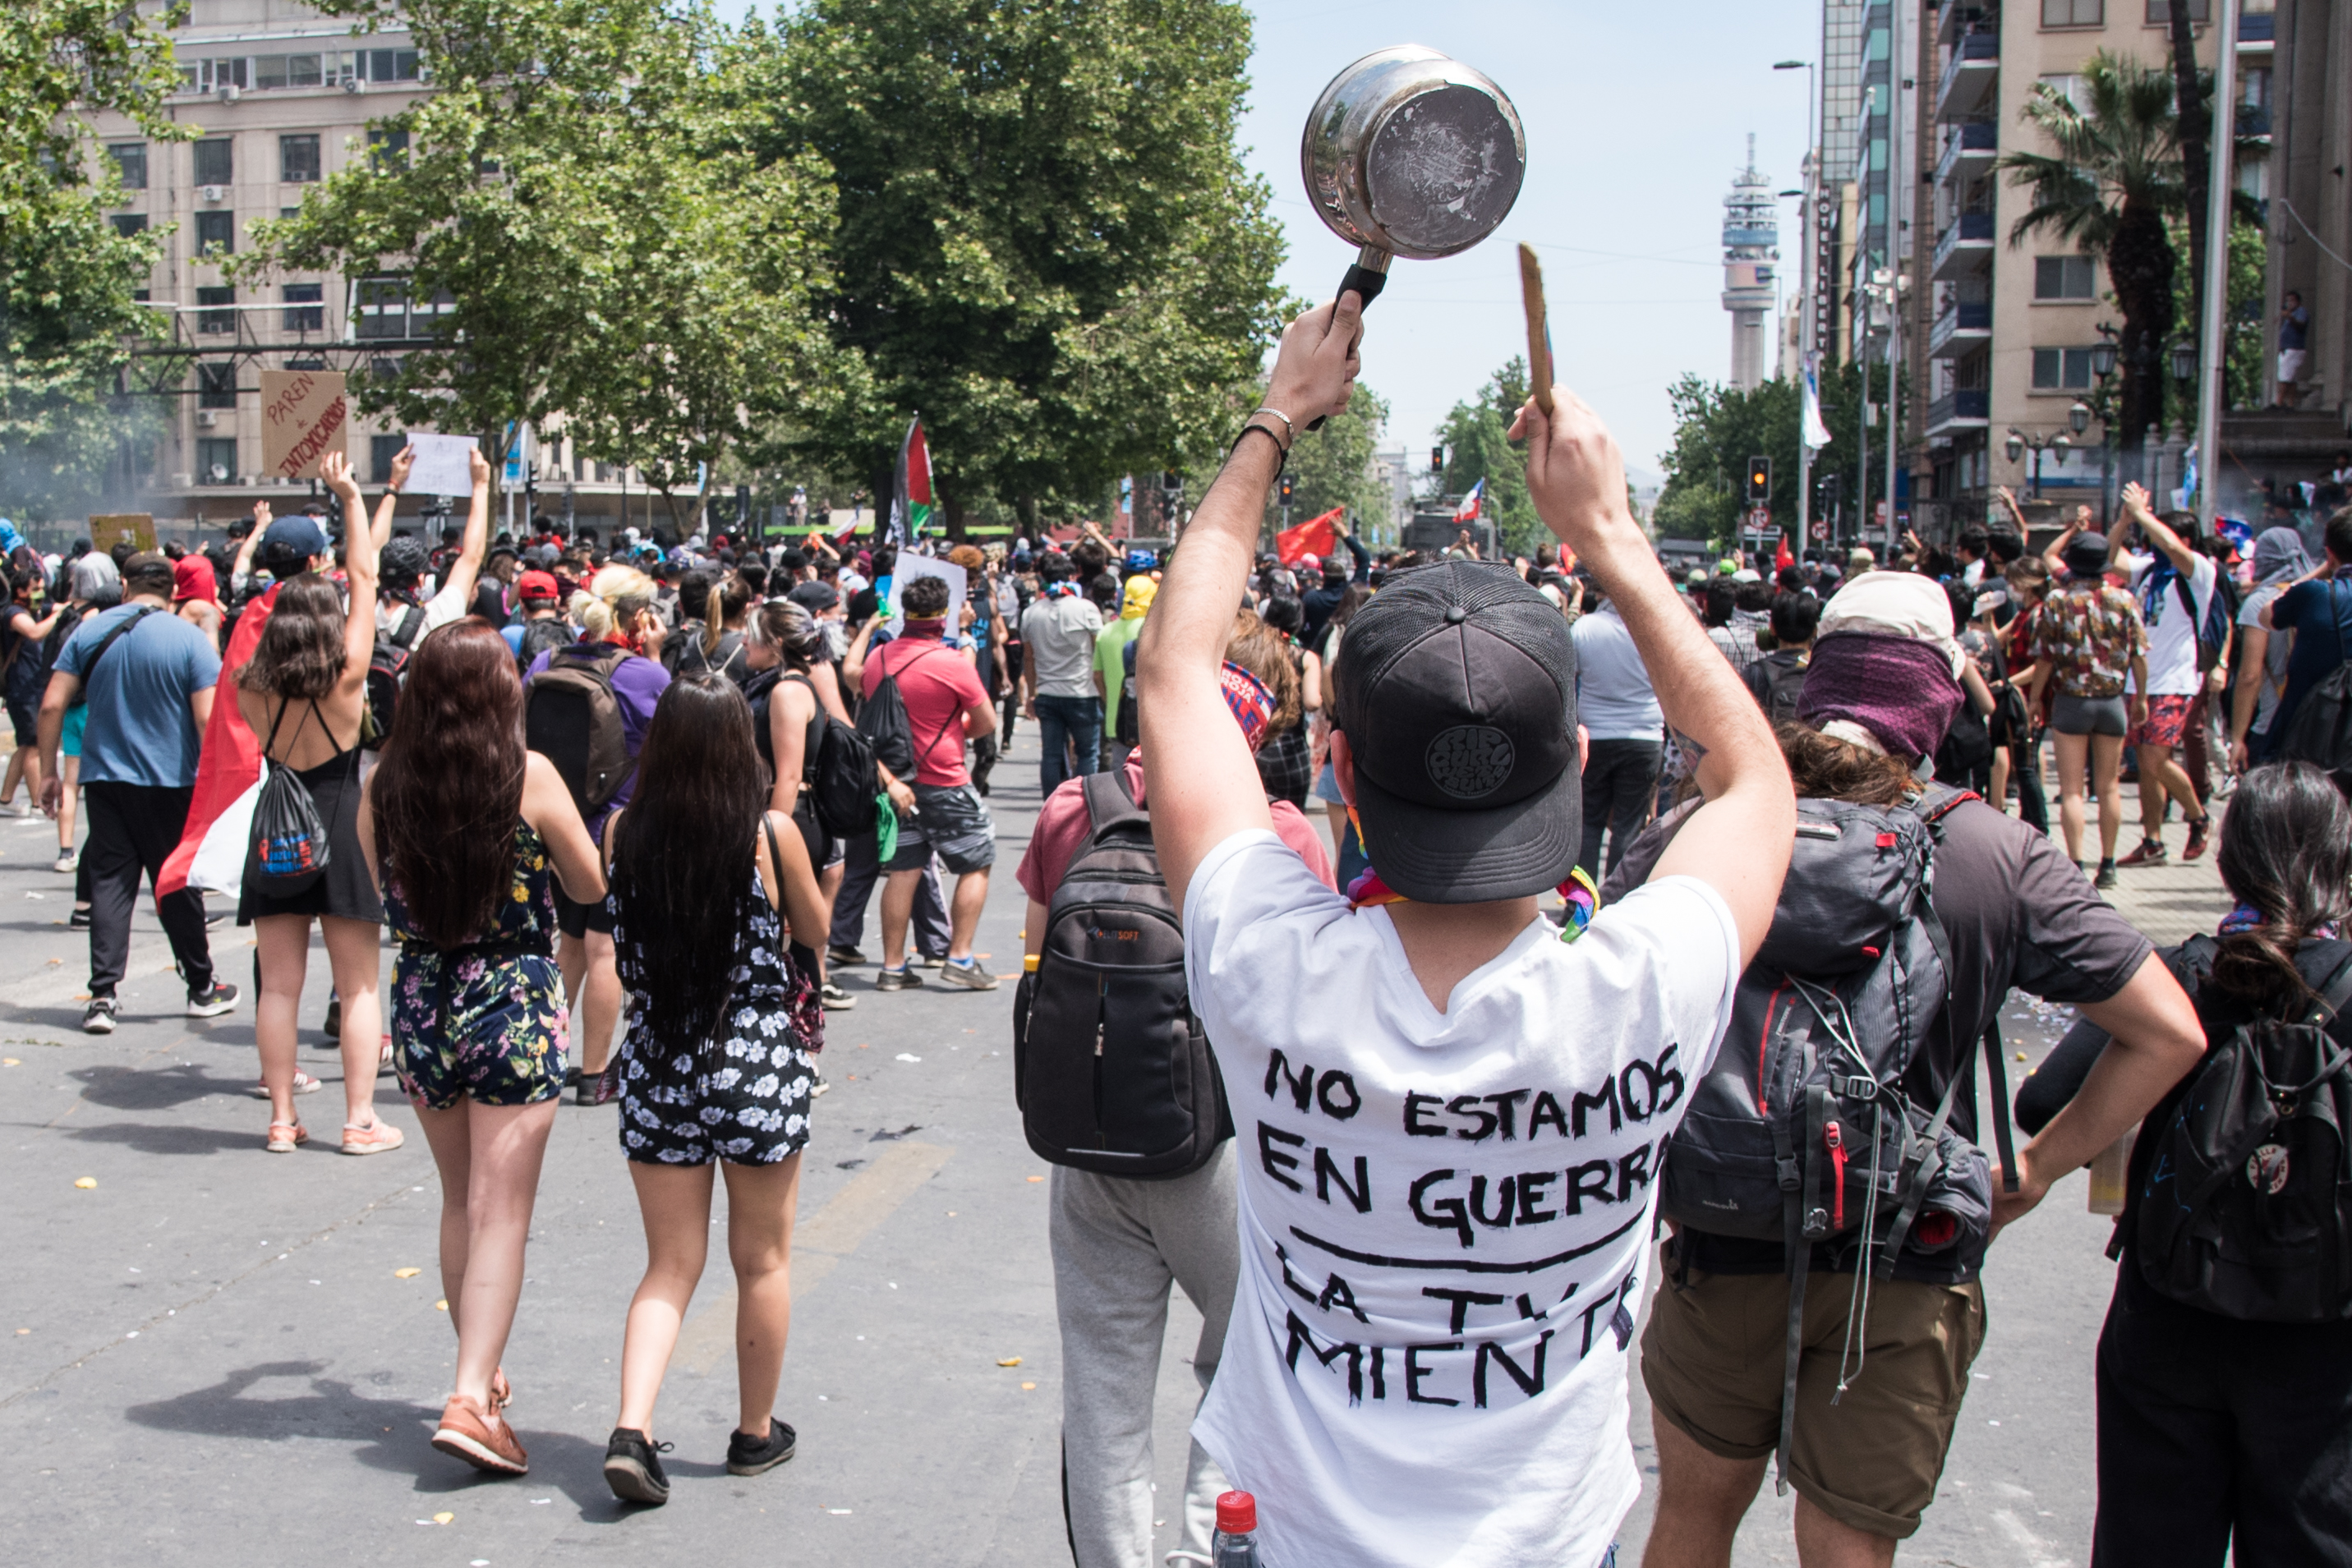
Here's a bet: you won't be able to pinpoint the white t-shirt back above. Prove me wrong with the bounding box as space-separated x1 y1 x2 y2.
2124 549 2216 697
1181 831 1741 1568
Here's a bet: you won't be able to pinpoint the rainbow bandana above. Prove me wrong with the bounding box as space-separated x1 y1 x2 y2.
1344 813 1600 944
1219 661 1274 751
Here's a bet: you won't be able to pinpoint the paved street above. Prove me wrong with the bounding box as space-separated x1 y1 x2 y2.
1 741 2230 1568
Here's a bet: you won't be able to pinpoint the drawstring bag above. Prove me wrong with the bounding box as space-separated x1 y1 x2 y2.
250 700 331 896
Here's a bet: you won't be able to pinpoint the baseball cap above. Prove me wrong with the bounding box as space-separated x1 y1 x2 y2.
1331 561 1581 904
517 569 560 603
261 513 330 562
787 580 840 614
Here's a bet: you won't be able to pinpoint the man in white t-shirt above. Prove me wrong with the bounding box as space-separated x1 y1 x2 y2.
2109 481 2219 868
1135 293 1795 1568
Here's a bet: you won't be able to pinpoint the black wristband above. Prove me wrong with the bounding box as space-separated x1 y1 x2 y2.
1229 421 1287 477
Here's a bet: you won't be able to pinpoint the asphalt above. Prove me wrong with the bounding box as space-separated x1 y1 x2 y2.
0 738 2232 1568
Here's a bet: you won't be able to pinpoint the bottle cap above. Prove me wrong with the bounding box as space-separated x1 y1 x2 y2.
1023 953 1041 973
1215 1491 1256 1534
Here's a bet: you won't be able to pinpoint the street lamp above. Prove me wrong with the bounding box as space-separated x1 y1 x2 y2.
2069 400 2092 436
2007 426 2073 499
1775 57 1822 546
2090 338 2120 381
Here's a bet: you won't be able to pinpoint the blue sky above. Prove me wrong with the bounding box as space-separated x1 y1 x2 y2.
719 0 1820 481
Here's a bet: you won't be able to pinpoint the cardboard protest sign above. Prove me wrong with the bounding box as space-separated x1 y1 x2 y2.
88 515 156 555
258 370 348 481
886 554 967 636
401 434 479 497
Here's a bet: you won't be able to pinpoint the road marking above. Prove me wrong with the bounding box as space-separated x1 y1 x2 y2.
673 1139 952 1376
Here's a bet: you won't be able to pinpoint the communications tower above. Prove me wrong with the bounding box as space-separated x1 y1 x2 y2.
1721 134 1779 392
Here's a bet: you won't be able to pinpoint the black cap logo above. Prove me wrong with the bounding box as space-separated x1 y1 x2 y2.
1425 724 1516 799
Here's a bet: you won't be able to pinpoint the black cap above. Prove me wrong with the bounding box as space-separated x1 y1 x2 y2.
1332 561 1580 903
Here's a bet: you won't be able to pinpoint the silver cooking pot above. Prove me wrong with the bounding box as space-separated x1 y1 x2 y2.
1300 45 1526 311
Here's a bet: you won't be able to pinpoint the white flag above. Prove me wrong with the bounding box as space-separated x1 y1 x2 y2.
1801 357 1833 452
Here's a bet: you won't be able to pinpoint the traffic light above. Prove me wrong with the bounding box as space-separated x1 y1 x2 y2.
1429 446 1445 475
1746 455 1772 504
1278 475 1296 506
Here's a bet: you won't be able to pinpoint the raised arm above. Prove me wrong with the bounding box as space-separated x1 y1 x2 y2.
2119 482 2200 577
370 444 415 549
430 448 495 618
1512 390 1794 964
321 451 376 680
1139 293 1363 910
1994 485 2028 537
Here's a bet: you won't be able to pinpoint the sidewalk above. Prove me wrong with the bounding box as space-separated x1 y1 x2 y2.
2043 773 2235 948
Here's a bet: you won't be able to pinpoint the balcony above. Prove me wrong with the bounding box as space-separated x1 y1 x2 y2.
1936 30 1999 122
1934 120 1997 189
1926 390 1990 435
2239 10 2274 43
1931 210 1995 279
1929 300 1992 358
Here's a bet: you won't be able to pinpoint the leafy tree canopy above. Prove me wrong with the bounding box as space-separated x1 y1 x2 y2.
1272 382 1389 540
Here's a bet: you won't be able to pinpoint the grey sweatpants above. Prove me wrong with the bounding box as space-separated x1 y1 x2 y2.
1050 1143 1239 1568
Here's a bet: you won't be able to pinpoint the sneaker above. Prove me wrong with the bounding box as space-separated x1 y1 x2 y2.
874 965 922 992
265 1120 307 1153
820 980 857 1011
68 905 90 930
826 945 866 968
52 851 75 874
937 957 1000 991
918 953 948 970
186 979 240 1018
82 996 118 1034
603 1427 673 1505
575 1070 601 1106
2117 838 2169 868
725 1417 798 1477
321 996 341 1038
431 1393 529 1475
2095 861 2120 890
2183 817 2211 861
248 1071 323 1099
339 1118 405 1156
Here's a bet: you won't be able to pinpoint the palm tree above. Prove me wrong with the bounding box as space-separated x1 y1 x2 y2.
1996 53 2183 471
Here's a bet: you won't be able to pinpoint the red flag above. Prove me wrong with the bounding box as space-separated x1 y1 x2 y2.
1774 536 1795 572
1276 507 1342 566
157 583 278 900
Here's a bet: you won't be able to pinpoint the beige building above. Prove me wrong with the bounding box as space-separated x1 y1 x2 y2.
84 0 654 537
1915 0 2265 531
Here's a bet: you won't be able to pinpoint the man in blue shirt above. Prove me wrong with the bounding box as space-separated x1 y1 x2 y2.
2263 507 2352 759
39 552 237 1033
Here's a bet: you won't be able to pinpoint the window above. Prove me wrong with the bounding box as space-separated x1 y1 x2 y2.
196 437 239 485
194 139 232 187
366 48 421 81
111 213 149 238
2035 255 2098 299
2038 73 2090 113
195 210 236 257
182 57 250 94
197 364 238 410
280 206 301 220
283 356 328 370
368 129 410 171
356 277 451 339
255 53 325 89
2032 347 2097 389
283 283 324 332
196 286 236 333
279 135 320 184
2147 0 2210 21
109 143 147 190
2042 0 2103 23
370 356 403 382
371 434 407 484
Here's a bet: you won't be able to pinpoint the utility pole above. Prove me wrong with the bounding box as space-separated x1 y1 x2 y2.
1775 57 1817 554
2194 0 2241 531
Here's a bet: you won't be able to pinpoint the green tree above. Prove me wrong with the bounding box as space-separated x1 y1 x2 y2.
741 0 1288 534
2 0 186 517
1436 356 1540 555
1270 383 1389 540
1653 362 1882 552
243 0 843 527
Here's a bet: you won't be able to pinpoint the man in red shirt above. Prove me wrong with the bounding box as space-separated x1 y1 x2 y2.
862 574 1001 990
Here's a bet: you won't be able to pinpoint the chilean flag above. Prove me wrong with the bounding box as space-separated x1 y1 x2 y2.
1453 478 1484 524
157 583 278 901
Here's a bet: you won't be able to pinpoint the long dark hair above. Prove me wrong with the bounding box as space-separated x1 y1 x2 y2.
238 573 348 699
374 622 526 949
610 674 766 1054
2212 761 2352 1005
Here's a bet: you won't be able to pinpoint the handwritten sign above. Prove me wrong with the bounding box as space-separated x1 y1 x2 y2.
258 370 348 481
401 434 479 497
87 515 155 555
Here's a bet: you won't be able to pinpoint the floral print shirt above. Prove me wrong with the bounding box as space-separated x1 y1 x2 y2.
2030 582 2147 699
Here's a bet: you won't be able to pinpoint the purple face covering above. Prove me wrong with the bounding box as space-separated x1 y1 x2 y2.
1797 631 1963 761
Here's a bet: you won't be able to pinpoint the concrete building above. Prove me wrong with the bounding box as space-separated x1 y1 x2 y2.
81 0 656 538
1723 137 1780 391
1913 0 2278 535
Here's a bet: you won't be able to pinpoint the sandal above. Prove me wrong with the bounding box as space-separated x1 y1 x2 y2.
340 1118 405 1156
265 1120 308 1153
249 1071 324 1100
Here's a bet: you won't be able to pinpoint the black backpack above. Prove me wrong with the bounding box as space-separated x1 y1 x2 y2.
249 699 334 897
2177 566 2239 677
2129 937 2352 1322
362 600 427 750
1656 787 2015 1486
515 615 573 674
854 641 960 783
748 669 881 839
1012 768 1231 1179
1742 650 1809 728
525 641 636 817
2275 581 2352 794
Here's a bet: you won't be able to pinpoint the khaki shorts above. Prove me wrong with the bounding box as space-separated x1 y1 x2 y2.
1641 1245 1986 1540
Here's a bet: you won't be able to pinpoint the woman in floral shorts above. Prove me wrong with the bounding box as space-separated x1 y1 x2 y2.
361 623 605 1478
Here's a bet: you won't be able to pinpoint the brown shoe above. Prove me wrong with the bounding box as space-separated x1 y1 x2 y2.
2117 838 2169 867
430 1393 527 1474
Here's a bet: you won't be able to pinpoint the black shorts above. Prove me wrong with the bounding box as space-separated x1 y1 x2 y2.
618 1031 817 1166
555 885 617 939
7 700 35 749
885 782 996 876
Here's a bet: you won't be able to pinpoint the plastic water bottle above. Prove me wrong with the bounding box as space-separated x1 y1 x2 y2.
1213 1490 1264 1566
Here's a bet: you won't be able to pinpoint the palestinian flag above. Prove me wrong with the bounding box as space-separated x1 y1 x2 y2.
887 415 932 548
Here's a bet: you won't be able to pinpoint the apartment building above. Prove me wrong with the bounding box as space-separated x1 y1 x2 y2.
1915 0 2265 532
81 0 653 534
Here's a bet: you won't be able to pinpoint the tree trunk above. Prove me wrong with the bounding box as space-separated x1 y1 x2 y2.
944 493 966 543
2168 1 2209 412
2106 200 2177 459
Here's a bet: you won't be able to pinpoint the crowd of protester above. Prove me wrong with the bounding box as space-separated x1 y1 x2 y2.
5 291 2351 1563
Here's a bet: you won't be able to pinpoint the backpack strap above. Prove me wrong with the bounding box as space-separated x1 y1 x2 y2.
1079 764 1149 844
1981 1016 2020 1194
75 605 159 691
